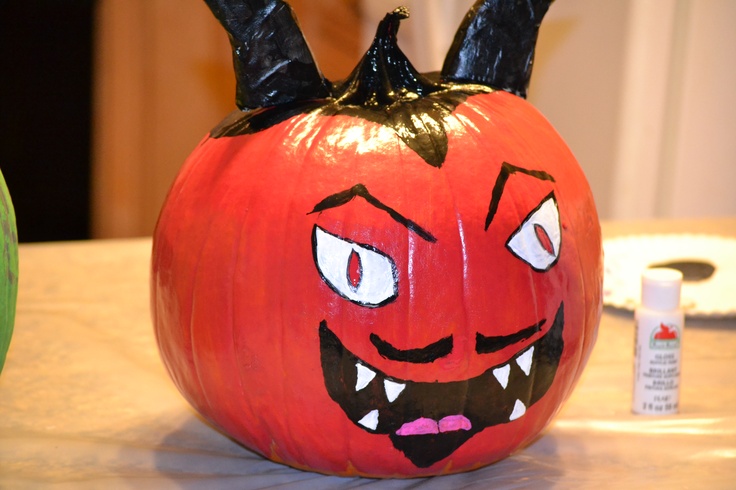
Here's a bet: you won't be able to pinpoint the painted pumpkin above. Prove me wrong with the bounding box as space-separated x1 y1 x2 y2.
0 169 18 374
152 0 602 477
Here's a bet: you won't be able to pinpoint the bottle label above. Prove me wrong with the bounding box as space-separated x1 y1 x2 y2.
649 323 681 349
633 320 681 414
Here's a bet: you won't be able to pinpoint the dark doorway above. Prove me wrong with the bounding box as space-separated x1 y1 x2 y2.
0 0 96 242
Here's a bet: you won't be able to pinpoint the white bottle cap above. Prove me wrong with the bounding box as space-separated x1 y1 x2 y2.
641 268 683 310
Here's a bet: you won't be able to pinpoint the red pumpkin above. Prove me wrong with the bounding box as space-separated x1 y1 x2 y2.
152 0 602 477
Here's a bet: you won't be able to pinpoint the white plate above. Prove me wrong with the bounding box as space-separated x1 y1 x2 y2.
603 234 736 318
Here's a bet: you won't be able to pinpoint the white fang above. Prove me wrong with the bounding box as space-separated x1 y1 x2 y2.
358 409 379 431
493 365 511 389
384 380 406 403
355 363 376 391
509 399 527 421
516 346 534 376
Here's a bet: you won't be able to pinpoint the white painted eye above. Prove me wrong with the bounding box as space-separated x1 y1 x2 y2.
313 226 398 307
506 194 561 272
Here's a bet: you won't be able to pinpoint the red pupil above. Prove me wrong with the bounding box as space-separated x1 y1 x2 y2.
348 250 362 289
534 224 555 255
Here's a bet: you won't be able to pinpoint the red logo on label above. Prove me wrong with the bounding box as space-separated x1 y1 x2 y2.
653 323 679 340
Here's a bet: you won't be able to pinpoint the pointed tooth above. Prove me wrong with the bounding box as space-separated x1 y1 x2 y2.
355 363 376 391
357 409 379 431
509 399 527 421
515 346 534 376
383 379 406 403
493 364 511 389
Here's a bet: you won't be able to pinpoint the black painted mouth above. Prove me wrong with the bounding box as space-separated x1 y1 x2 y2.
319 303 565 468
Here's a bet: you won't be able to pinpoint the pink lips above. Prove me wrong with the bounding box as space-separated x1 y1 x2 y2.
396 415 472 436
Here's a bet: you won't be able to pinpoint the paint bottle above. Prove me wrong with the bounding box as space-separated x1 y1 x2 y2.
632 268 684 415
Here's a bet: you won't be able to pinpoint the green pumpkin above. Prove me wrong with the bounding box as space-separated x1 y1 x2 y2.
0 169 18 374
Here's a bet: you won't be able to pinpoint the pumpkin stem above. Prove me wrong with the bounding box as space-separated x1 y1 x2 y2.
333 7 447 107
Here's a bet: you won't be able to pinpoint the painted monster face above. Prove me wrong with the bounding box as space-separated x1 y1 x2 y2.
310 162 565 468
152 0 602 478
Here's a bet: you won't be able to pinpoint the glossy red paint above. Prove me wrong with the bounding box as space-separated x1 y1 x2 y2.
151 89 603 477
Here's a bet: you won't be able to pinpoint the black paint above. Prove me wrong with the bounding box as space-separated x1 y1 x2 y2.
309 184 437 243
319 303 565 468
208 7 488 168
388 429 476 470
442 0 553 99
485 162 556 231
206 1 553 166
370 333 454 364
475 319 545 354
203 0 330 109
211 100 328 137
333 8 438 107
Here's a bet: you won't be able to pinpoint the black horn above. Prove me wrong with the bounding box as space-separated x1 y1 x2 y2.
204 0 330 109
441 0 553 99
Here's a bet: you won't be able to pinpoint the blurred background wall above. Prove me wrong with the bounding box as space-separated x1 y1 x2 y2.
2 0 735 241
0 0 95 242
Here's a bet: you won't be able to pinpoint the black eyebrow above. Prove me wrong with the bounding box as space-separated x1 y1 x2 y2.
485 162 556 231
308 183 437 243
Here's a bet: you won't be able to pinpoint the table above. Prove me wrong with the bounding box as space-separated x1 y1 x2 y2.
2 219 735 489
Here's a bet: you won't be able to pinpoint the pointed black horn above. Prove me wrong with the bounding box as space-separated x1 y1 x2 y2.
441 0 553 98
204 0 330 109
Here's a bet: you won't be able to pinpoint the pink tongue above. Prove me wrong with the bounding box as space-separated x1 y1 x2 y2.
396 415 472 436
